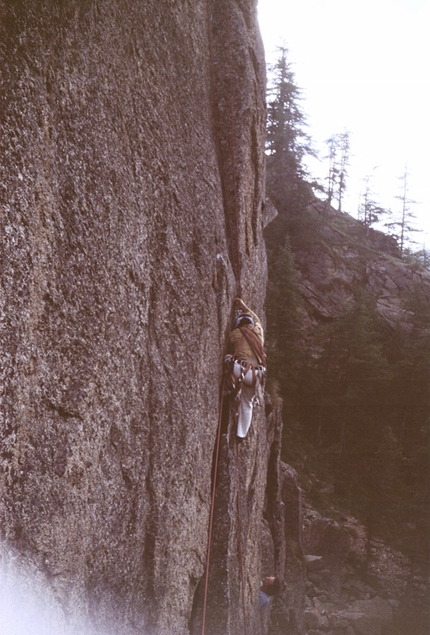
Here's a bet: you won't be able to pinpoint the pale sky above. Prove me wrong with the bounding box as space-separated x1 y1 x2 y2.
258 0 430 247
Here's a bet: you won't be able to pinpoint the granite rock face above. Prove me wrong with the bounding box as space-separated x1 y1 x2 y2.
0 2 269 634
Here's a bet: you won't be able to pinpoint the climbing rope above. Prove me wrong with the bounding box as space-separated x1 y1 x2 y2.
200 374 249 635
236 439 248 635
201 380 225 635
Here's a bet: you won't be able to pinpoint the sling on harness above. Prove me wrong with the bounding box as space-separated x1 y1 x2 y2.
226 325 266 394
225 357 266 404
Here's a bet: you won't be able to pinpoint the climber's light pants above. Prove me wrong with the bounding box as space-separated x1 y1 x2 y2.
231 359 265 438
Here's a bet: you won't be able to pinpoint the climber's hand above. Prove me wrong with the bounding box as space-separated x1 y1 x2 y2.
235 297 246 308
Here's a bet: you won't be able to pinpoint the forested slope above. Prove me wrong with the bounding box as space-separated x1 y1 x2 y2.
264 134 430 635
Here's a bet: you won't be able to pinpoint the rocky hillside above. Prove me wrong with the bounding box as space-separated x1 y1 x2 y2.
288 199 430 330
264 194 430 635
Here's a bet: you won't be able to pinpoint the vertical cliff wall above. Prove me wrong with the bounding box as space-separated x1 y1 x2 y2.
0 1 269 634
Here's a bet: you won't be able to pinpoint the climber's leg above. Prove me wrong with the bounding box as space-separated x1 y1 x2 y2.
236 382 255 438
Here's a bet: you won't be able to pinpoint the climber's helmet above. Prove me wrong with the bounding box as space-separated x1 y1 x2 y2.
235 315 255 329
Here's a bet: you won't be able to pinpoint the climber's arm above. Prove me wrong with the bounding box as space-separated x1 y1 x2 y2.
234 297 259 322
235 298 263 341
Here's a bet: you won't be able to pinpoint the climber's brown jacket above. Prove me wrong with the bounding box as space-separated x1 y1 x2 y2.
229 307 265 365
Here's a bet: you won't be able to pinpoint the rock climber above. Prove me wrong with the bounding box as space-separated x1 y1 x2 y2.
225 297 266 439
259 576 281 609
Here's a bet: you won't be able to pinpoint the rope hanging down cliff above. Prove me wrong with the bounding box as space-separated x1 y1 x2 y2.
236 439 248 635
200 298 266 635
200 345 248 635
201 378 225 635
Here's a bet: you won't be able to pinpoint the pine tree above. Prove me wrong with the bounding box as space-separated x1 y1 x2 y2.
358 172 390 232
265 237 305 420
324 131 350 212
325 135 338 208
292 292 392 457
337 131 350 213
385 167 421 257
408 247 430 270
265 47 314 211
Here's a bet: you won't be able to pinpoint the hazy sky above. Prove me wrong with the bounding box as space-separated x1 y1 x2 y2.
258 0 430 246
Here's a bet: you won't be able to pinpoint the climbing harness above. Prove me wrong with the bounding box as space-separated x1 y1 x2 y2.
224 355 266 404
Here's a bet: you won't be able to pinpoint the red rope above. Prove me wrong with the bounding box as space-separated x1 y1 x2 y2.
236 439 248 635
201 383 225 635
200 389 249 635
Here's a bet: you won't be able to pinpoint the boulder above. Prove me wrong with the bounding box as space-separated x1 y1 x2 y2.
303 516 352 596
304 607 330 630
332 596 393 635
